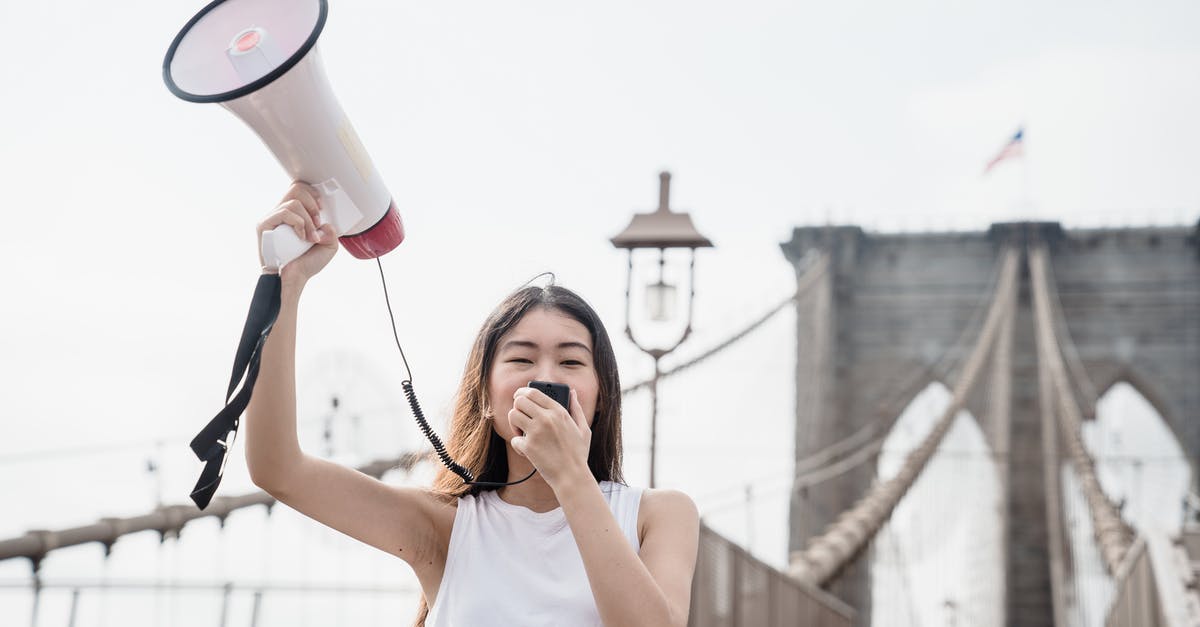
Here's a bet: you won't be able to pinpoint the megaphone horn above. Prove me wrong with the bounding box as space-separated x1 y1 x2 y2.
163 0 403 270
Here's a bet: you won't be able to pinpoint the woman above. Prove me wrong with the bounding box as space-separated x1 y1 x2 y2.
245 183 700 626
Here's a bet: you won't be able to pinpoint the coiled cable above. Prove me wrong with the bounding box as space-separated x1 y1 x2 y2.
377 258 535 487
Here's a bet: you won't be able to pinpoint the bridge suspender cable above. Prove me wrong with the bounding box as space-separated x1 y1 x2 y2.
785 244 1010 483
621 252 831 395
788 246 1021 587
695 244 1015 512
1029 244 1134 575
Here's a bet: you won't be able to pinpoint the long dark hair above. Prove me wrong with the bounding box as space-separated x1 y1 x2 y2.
413 283 624 625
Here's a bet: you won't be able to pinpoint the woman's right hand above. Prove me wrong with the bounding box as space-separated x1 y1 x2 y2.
257 181 339 288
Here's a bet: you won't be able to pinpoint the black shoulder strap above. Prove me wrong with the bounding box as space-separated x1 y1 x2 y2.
188 274 282 510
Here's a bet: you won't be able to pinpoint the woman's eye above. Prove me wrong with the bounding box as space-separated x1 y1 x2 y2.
507 358 533 364
562 360 585 366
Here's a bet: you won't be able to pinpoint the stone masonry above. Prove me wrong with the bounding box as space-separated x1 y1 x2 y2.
781 221 1199 627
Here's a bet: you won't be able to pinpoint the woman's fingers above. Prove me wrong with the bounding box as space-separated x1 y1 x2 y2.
510 397 538 431
284 182 323 231
258 199 320 243
256 182 340 281
513 387 565 413
512 393 579 435
260 204 308 242
569 388 589 433
314 223 338 248
283 198 319 243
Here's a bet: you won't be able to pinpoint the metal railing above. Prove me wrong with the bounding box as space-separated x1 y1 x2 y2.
1105 538 1164 627
1 578 418 627
689 524 853 627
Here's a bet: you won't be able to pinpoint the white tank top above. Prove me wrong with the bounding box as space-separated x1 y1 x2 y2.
426 481 643 627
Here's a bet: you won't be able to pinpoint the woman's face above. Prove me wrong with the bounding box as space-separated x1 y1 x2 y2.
487 307 600 442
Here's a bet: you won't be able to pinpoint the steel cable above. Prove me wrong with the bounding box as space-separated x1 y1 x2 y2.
1029 244 1134 575
788 247 1020 586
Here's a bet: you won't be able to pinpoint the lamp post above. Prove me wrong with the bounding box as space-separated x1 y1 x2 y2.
610 171 713 488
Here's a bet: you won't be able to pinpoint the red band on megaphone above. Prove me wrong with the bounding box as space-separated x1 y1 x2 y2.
339 200 405 259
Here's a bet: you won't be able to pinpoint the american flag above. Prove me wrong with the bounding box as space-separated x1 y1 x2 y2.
983 127 1024 174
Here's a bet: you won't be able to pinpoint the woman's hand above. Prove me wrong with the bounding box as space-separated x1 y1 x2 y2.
256 181 338 288
509 387 592 489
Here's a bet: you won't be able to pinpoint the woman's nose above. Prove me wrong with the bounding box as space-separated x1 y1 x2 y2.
534 362 559 383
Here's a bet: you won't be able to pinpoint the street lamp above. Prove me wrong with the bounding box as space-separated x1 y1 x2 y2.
610 171 713 488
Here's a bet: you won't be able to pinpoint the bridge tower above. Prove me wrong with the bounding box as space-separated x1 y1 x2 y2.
782 221 1200 626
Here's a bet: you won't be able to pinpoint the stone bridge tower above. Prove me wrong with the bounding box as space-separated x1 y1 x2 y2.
781 221 1199 626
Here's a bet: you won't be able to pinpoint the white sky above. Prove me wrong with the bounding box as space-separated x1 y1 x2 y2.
1 0 1197 624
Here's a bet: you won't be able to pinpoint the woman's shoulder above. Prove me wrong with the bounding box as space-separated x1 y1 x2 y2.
639 487 698 518
635 486 699 544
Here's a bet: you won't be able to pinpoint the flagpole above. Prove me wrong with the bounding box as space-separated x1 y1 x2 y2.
1020 127 1033 219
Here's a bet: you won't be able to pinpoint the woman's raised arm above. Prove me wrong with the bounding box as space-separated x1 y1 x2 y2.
242 183 450 590
243 180 334 489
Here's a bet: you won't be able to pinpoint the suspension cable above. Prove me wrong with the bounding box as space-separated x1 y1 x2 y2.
1029 244 1133 574
788 246 1020 586
621 253 830 395
786 247 1009 478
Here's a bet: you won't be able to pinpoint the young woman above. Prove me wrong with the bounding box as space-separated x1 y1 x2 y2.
245 183 700 626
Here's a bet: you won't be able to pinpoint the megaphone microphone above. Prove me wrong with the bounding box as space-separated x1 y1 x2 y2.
163 0 403 271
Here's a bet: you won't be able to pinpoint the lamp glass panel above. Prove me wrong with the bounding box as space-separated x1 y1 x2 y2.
645 281 677 322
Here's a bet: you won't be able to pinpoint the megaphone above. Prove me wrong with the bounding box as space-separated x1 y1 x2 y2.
163 0 403 270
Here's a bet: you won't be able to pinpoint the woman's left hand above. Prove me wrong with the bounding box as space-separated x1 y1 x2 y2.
509 387 591 489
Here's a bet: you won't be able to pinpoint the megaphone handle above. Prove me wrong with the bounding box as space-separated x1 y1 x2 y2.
258 179 359 271
260 221 318 271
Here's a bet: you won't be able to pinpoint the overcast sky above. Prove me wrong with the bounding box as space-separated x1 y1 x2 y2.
1 0 1197 624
